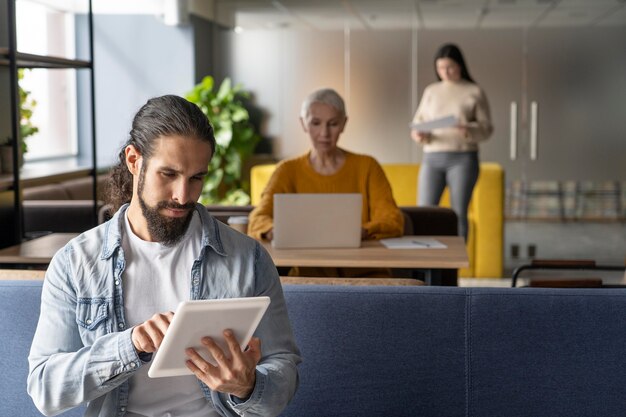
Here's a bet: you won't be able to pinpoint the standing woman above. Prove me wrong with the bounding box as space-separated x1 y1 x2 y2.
411 43 493 241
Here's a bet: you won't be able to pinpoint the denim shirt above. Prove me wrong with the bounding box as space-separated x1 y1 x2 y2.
27 204 301 417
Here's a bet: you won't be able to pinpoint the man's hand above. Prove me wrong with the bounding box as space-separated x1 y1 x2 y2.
131 312 174 353
185 329 262 400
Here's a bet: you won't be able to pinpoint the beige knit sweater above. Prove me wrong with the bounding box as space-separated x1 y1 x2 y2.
413 80 493 152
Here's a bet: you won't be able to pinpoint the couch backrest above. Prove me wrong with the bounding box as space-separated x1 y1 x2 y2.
466 288 626 416
7 282 619 417
23 174 109 201
280 285 626 417
281 285 467 417
0 281 84 417
23 200 105 234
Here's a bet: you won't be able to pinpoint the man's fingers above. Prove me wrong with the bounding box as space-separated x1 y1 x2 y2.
186 335 262 399
202 337 230 367
131 312 174 353
246 337 262 363
144 323 166 349
247 337 261 351
132 327 156 352
223 330 244 360
153 312 173 331
151 313 172 348
186 348 217 375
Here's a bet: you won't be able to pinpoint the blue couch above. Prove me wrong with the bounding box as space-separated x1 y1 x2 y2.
2 280 625 417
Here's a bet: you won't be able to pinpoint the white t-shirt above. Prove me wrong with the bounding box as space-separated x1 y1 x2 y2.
122 210 218 417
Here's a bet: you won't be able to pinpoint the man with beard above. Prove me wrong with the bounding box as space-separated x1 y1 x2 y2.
27 95 300 417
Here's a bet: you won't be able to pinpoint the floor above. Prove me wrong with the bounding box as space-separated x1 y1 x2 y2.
459 220 626 287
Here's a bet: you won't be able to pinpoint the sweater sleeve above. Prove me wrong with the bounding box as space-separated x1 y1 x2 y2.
362 159 404 239
247 162 293 240
466 87 493 144
412 85 431 123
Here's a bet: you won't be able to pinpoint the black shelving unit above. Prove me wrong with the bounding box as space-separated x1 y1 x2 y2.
0 0 96 248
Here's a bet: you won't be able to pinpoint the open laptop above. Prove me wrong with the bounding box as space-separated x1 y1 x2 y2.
272 193 362 249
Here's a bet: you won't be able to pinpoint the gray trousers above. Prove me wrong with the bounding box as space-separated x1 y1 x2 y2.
418 151 479 241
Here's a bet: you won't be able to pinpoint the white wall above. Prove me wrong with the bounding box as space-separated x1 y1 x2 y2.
217 26 626 181
92 15 194 167
220 29 418 163
219 27 524 165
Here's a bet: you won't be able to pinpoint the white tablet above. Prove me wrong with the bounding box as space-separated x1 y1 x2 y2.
148 296 271 378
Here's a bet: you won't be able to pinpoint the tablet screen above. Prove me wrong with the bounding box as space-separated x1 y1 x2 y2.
148 296 270 378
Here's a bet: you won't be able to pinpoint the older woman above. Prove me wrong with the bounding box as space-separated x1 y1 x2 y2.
248 88 404 277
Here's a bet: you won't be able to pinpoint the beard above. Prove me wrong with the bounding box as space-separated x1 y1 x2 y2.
137 167 195 246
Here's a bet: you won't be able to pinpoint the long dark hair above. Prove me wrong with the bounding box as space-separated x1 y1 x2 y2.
434 43 475 83
107 95 215 212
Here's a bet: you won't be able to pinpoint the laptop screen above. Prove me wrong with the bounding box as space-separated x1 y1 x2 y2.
272 193 362 249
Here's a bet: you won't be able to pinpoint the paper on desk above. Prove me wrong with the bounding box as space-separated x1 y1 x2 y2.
380 237 447 249
409 115 458 132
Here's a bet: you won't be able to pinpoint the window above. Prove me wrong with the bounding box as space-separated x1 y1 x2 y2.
16 0 83 161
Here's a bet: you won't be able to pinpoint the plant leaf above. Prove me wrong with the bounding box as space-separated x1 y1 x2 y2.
186 75 259 205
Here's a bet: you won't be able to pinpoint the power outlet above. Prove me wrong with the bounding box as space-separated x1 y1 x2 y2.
527 244 537 258
510 244 520 259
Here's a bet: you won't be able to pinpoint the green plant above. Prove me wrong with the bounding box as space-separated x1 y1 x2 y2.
1 69 37 170
2 69 38 154
186 76 260 205
1 69 38 151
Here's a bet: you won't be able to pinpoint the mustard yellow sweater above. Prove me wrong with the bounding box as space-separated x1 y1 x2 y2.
248 150 404 241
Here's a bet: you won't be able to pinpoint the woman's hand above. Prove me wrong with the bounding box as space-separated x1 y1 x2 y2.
261 229 274 241
456 124 469 138
411 129 431 144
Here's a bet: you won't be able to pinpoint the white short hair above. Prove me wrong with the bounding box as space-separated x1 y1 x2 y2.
300 88 346 119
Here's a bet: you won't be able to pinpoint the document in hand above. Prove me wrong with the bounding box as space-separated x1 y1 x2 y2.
380 237 447 249
409 115 458 132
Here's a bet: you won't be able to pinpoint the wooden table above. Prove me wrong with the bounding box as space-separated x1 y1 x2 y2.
0 233 77 267
261 236 469 285
0 269 46 280
0 233 469 285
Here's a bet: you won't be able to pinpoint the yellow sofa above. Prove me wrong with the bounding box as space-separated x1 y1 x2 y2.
250 162 504 278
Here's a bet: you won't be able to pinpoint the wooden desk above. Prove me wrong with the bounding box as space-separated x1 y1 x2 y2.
261 236 469 285
0 233 469 285
0 233 77 266
0 269 46 280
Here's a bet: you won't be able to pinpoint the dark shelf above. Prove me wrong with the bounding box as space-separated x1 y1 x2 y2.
0 157 96 191
0 48 91 69
0 0 97 248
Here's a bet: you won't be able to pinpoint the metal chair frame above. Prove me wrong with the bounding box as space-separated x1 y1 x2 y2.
511 259 625 288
